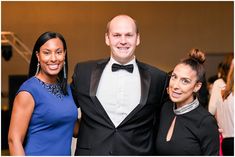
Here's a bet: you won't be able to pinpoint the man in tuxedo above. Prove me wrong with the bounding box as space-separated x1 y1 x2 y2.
71 14 168 155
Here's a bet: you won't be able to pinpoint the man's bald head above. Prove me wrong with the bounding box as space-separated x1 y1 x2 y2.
106 14 139 35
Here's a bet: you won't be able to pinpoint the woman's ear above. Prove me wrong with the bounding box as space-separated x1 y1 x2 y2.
36 51 40 62
194 82 202 93
64 50 67 60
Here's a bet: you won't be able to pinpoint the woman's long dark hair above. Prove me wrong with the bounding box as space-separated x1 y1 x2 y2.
28 31 68 95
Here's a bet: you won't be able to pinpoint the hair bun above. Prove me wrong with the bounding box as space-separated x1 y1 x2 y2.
189 48 206 64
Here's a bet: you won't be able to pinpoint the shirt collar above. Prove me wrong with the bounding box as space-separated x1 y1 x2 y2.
109 56 137 65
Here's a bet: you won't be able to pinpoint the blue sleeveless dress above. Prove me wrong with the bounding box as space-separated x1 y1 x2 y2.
17 77 78 155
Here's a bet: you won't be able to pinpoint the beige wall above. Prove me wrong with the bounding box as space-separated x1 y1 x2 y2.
1 1 233 105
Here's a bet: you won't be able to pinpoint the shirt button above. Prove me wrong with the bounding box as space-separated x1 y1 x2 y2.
109 151 113 155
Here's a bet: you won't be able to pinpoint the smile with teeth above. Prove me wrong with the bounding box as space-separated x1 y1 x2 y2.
48 64 59 70
118 47 129 50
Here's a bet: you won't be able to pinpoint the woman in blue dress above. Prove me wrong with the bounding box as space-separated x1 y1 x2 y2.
8 31 78 155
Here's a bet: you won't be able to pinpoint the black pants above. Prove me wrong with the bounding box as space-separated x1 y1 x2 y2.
222 137 234 156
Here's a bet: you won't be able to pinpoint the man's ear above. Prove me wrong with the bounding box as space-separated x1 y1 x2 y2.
105 33 110 46
136 34 140 46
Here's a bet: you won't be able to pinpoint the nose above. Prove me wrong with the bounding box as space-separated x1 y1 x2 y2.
50 52 57 62
120 36 127 45
170 79 180 89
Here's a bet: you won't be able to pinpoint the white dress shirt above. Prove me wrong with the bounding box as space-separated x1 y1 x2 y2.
96 57 141 127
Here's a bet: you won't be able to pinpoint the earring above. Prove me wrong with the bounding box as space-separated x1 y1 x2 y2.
63 61 67 79
35 62 40 75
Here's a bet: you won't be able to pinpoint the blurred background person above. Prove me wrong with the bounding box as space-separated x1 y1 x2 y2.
207 54 233 156
216 59 234 156
207 62 223 96
208 54 233 115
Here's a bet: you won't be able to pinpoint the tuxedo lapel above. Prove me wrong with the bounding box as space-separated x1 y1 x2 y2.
139 63 151 107
118 61 151 127
89 58 109 97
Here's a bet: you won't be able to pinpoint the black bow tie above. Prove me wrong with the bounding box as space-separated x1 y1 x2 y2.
112 63 134 73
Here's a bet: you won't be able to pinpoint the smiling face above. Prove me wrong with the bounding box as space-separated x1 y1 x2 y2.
105 15 140 64
169 63 202 107
36 38 66 81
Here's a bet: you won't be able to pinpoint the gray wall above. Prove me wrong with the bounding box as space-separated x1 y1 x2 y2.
1 1 233 105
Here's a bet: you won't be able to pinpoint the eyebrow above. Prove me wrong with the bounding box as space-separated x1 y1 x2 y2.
41 48 62 51
181 77 192 81
111 31 135 34
172 73 192 81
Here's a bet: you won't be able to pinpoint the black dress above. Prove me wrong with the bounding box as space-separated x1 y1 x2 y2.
155 101 219 155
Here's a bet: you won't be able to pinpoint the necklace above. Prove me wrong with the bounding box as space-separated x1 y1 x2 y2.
173 98 199 115
36 77 64 99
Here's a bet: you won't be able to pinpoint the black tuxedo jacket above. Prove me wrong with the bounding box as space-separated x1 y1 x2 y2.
71 58 168 155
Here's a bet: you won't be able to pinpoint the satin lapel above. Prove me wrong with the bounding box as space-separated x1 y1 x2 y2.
138 63 151 107
118 61 151 127
89 58 109 97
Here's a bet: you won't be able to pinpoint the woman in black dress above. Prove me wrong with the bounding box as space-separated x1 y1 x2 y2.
155 49 219 155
